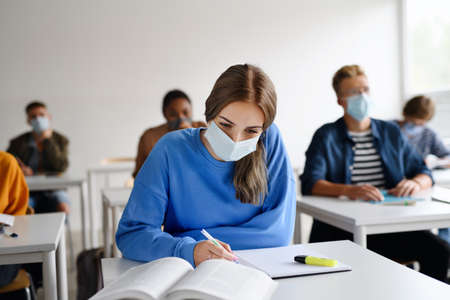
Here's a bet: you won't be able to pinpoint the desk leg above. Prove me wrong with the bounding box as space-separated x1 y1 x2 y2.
294 203 302 244
43 251 57 300
80 181 89 250
103 197 112 258
88 171 99 248
353 226 367 248
57 228 68 300
112 206 120 257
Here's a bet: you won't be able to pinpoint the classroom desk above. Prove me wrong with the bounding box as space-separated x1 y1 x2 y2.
26 175 90 249
296 188 450 247
100 240 450 300
433 168 450 188
101 187 132 258
88 163 134 248
0 213 68 300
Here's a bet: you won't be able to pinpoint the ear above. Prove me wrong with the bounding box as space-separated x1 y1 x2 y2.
337 97 344 107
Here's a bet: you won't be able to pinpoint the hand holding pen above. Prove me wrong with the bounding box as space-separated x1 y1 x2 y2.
193 229 238 266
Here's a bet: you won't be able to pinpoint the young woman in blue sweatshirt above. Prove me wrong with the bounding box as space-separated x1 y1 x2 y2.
116 64 296 267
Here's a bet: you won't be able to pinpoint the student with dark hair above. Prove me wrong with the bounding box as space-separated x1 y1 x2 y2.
132 90 206 177
7 100 70 214
118 64 295 267
395 95 450 167
395 95 450 244
300 65 450 282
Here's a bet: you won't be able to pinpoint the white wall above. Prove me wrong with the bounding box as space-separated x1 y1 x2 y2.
0 0 402 231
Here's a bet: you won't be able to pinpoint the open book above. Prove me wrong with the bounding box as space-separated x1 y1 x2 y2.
90 257 277 300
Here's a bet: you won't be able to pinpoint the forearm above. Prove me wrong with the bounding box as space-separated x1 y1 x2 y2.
412 174 432 190
116 222 198 265
311 180 351 197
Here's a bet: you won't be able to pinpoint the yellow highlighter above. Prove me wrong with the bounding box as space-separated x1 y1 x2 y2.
294 255 337 267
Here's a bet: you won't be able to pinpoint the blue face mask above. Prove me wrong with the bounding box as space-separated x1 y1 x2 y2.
402 122 424 137
204 121 260 161
30 116 49 133
346 93 372 121
167 117 192 130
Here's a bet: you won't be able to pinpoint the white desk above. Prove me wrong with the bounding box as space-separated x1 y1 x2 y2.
88 163 134 248
101 187 132 258
26 175 89 249
433 169 450 188
296 188 450 247
100 240 450 300
0 213 68 300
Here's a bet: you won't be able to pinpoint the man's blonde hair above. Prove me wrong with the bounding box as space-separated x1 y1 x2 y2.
332 65 366 95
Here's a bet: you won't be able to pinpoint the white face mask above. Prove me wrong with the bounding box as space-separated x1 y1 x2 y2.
204 121 260 161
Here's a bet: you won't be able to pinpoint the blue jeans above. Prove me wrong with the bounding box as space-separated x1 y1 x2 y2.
29 190 70 213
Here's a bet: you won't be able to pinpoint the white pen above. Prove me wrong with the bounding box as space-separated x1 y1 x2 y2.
200 229 238 261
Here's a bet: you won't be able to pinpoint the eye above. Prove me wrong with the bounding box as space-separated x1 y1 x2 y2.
246 129 258 134
220 122 232 128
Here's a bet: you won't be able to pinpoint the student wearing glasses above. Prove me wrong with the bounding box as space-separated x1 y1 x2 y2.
117 64 296 267
300 65 450 282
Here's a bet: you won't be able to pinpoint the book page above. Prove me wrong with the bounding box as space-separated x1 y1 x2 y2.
166 259 277 300
90 257 192 300
0 214 14 227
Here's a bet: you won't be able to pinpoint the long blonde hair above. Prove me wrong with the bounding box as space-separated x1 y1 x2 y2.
204 64 277 205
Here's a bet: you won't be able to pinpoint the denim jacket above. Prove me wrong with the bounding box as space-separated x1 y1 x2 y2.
300 117 433 195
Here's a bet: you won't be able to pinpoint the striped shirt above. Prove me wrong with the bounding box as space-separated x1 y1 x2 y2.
349 130 385 188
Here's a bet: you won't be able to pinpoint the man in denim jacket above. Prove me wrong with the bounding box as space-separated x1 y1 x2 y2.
300 65 449 282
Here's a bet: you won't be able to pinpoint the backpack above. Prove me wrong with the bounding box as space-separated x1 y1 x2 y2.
76 247 104 300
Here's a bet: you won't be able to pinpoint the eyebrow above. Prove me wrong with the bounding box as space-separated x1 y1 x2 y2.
218 115 263 129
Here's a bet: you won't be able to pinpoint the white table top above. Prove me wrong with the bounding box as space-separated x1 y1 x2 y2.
101 240 450 300
433 169 450 186
299 188 450 227
87 162 134 173
26 175 85 191
102 187 132 206
0 213 65 254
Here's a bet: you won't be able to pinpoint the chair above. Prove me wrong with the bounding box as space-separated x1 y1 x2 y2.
0 269 36 300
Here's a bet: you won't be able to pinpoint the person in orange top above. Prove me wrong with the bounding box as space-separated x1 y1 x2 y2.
0 151 28 216
133 90 206 177
0 151 29 287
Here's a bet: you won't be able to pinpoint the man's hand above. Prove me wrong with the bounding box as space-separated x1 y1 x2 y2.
193 240 237 266
388 179 421 197
345 184 384 201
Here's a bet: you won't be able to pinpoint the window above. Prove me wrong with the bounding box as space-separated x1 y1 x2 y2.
403 0 450 140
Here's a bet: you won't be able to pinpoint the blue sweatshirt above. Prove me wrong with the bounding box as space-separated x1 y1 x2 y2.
116 124 296 266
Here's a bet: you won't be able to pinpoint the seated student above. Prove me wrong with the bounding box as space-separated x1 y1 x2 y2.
395 95 450 168
300 65 450 282
117 64 296 267
0 151 28 288
395 96 450 244
7 101 70 214
132 90 207 177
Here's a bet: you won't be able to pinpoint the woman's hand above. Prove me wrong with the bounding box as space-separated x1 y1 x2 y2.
193 240 237 266
388 179 421 197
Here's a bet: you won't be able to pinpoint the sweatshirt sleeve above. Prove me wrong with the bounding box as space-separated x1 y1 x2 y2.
0 152 29 215
116 139 199 266
175 124 296 249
